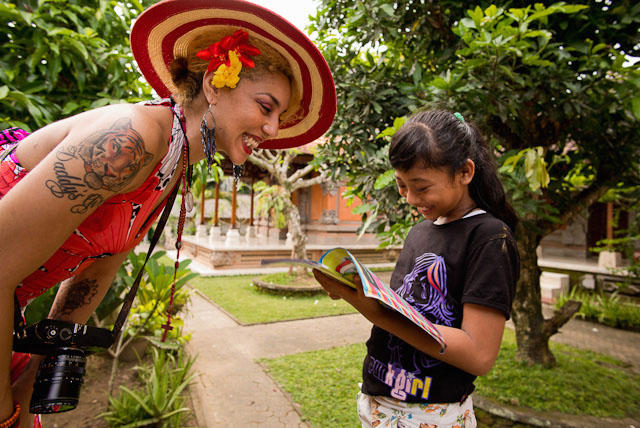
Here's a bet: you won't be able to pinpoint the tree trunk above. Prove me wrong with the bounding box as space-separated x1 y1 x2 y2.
511 224 582 367
286 204 307 260
284 201 308 276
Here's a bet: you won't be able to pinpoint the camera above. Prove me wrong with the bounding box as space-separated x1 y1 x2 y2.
13 316 115 414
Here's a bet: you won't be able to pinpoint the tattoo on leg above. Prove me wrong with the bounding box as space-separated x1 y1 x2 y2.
50 279 100 319
45 118 153 212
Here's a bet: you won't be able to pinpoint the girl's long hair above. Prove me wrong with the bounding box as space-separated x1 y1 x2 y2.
389 109 519 232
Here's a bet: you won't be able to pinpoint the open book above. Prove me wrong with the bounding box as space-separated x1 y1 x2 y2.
261 247 447 351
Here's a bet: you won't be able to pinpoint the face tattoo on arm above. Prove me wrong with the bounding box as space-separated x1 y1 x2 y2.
49 278 100 319
45 118 154 214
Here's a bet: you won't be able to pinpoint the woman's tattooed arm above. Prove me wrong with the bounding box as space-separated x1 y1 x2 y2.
49 278 100 320
45 118 154 214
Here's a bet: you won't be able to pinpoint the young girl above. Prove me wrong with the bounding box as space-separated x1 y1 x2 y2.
314 109 520 427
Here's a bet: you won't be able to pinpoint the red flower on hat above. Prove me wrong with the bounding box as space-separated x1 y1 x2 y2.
196 30 261 72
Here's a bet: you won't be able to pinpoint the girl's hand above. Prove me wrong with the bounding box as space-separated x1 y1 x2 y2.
312 270 388 323
312 269 355 300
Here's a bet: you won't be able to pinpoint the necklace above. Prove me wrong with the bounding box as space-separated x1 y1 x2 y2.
161 100 194 342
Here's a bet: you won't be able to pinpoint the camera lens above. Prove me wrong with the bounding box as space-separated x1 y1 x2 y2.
29 347 86 414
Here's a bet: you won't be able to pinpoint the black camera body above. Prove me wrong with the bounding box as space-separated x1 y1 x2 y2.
13 318 115 414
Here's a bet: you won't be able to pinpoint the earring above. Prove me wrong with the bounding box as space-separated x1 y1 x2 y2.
200 103 216 171
233 164 243 190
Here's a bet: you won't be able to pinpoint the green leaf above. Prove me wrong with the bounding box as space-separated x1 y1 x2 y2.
374 169 395 190
522 56 554 67
632 97 640 121
412 62 423 86
357 209 378 240
523 30 552 39
469 6 484 28
430 77 450 90
393 117 406 129
351 203 373 215
62 101 79 115
380 4 395 17
0 86 8 100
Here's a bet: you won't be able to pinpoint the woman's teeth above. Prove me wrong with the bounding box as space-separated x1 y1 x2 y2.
242 134 260 150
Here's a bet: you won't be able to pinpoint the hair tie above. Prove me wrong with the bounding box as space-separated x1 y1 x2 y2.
453 112 465 123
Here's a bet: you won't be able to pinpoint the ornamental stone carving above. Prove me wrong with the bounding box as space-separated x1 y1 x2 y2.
320 209 338 225
210 251 234 267
321 181 339 197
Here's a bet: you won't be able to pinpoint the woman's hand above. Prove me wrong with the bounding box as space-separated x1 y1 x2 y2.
11 354 42 428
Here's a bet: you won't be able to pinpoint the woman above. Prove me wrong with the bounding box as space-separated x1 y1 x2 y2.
0 0 336 426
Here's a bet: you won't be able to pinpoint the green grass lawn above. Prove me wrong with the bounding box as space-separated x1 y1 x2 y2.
189 274 357 324
260 329 640 428
258 343 365 428
187 272 639 427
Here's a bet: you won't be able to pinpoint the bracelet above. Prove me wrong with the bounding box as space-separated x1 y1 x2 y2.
0 403 20 428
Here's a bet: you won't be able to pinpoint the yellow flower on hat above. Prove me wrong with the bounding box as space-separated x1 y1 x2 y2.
212 50 242 89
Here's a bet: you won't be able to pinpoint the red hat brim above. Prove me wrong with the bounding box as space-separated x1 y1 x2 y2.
131 0 336 149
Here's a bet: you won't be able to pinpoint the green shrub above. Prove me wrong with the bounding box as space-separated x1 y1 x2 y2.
100 348 196 428
555 287 640 330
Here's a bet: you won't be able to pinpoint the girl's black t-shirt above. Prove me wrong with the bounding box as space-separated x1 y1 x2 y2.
360 212 520 403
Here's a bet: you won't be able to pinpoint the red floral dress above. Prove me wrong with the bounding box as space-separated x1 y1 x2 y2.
0 99 186 306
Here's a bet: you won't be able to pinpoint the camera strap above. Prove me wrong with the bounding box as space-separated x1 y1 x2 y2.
110 179 180 343
113 98 191 345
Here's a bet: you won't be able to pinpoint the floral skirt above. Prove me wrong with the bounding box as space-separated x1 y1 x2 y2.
357 391 476 428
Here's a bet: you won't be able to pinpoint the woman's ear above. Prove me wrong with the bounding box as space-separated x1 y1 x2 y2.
202 71 219 105
459 159 475 185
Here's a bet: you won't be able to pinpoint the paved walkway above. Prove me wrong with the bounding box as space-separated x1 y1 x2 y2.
181 263 640 428
184 291 373 427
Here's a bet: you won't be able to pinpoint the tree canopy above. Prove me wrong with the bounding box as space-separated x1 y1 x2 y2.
0 0 154 131
311 0 640 365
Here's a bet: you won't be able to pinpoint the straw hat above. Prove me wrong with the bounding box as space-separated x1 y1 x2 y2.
130 0 337 149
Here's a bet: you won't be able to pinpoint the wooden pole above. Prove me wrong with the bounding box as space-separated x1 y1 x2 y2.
231 181 237 229
250 175 255 226
199 185 206 225
606 202 614 240
214 181 220 227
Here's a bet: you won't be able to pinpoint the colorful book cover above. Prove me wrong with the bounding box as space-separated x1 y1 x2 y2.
261 248 447 351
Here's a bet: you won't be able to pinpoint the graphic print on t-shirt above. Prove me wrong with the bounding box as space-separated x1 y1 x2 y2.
398 252 455 327
372 252 456 400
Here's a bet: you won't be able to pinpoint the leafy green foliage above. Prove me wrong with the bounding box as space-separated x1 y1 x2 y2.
119 251 198 343
23 285 59 325
555 288 640 330
100 348 196 428
253 180 289 229
0 0 154 130
313 0 640 242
